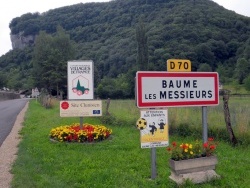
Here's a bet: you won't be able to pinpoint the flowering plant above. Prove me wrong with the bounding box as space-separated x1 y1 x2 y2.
50 123 112 143
166 138 217 161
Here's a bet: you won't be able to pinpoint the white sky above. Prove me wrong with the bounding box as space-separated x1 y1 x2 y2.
0 0 250 56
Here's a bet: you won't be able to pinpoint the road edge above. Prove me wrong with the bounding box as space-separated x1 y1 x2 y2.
0 101 29 188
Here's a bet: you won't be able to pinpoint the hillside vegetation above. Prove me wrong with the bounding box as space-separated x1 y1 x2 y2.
1 0 250 98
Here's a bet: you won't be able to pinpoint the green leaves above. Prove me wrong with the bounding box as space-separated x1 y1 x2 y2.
32 26 75 94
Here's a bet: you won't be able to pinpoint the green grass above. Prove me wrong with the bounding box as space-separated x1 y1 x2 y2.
222 84 250 95
11 99 250 187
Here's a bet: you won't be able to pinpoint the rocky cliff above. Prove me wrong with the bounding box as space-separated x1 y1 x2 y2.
10 32 35 50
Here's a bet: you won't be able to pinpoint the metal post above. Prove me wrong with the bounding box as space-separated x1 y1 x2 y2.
151 147 157 179
80 117 83 129
202 106 208 143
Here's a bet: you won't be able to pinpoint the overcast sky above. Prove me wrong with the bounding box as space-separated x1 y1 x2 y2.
0 0 250 56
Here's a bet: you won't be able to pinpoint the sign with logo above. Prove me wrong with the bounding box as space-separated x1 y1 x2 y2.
60 100 102 117
137 109 169 148
67 60 94 100
136 71 219 108
167 59 191 72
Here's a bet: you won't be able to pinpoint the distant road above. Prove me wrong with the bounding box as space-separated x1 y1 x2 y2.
0 98 29 146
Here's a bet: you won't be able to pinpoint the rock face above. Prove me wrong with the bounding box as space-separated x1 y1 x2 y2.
10 32 35 50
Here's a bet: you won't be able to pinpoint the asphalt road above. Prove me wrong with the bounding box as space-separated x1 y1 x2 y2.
0 98 29 146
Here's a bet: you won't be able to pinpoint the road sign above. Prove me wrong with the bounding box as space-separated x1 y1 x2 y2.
136 71 219 108
138 109 169 148
67 60 94 100
167 59 191 72
60 100 102 117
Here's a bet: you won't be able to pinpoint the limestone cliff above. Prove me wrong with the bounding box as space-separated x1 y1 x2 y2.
10 31 35 50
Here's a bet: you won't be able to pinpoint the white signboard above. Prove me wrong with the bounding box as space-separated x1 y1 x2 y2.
31 87 39 98
60 100 102 117
138 109 169 148
67 60 94 99
136 71 219 108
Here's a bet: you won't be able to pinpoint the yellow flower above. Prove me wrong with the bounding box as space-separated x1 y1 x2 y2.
184 149 188 152
190 151 194 155
189 144 193 149
50 123 112 143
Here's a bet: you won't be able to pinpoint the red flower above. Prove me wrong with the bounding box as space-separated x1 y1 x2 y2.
167 147 172 151
83 125 95 133
208 137 214 141
210 145 216 150
172 142 177 147
105 131 110 137
67 134 73 141
73 134 78 140
183 144 189 149
203 142 208 148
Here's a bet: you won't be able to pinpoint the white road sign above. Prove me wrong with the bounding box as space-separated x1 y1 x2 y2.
67 60 94 100
60 100 102 117
136 71 219 108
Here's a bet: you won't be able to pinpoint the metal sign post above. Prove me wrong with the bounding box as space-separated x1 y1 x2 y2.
137 109 168 179
80 117 83 129
151 147 157 179
202 106 208 143
135 63 220 180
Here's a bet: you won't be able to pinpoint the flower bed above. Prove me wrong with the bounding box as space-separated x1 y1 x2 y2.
166 137 217 161
49 123 112 143
167 138 220 184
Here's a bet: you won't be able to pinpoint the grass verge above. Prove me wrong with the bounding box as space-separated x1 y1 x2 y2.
11 99 250 187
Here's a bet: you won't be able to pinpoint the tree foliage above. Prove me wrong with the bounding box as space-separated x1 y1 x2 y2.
1 0 250 97
136 20 148 71
235 58 250 84
32 26 75 95
244 75 250 91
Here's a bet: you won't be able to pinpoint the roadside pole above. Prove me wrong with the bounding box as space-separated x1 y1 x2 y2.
202 106 208 143
80 117 83 129
136 59 219 180
151 147 157 179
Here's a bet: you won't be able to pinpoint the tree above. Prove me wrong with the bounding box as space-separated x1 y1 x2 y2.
32 26 75 96
32 31 54 90
136 20 148 71
232 80 240 94
6 68 22 91
216 64 226 83
0 71 7 88
243 75 250 91
234 58 250 84
195 44 215 69
197 63 212 72
49 26 75 97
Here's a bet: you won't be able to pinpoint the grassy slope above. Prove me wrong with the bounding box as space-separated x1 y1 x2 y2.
11 99 250 188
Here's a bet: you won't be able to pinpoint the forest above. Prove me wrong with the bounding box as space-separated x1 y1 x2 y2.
0 0 250 98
